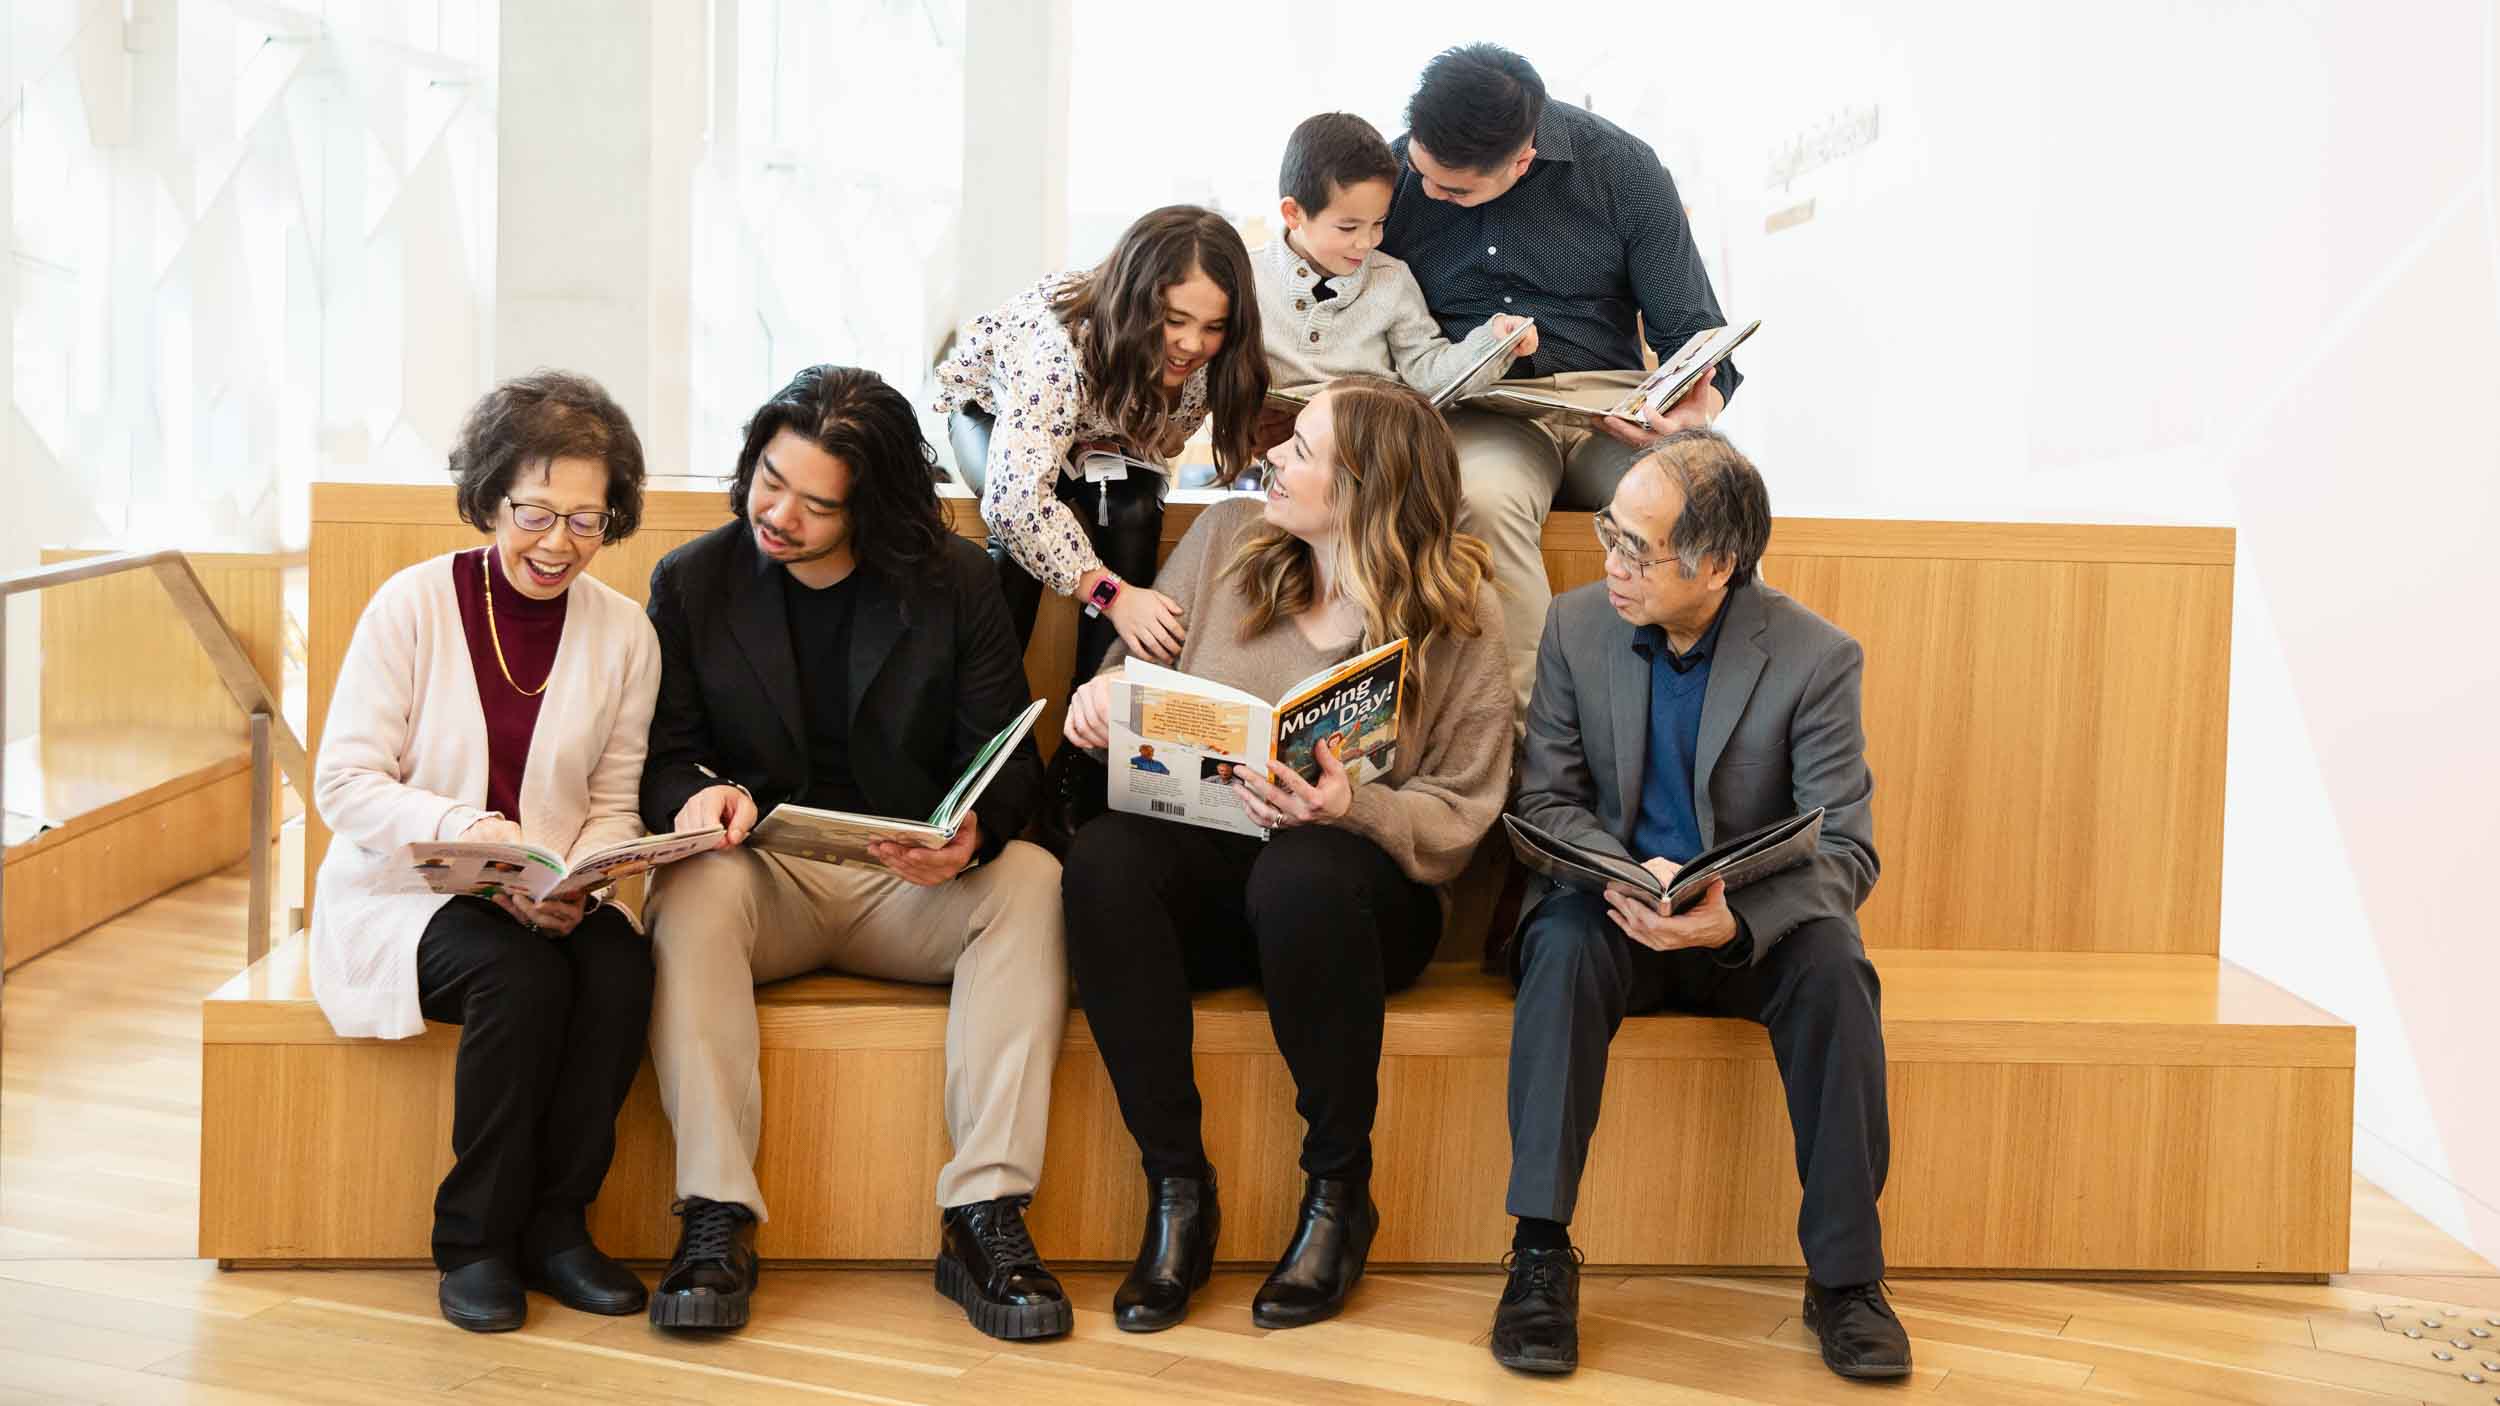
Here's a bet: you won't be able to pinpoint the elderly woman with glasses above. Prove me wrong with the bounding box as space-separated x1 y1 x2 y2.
310 371 663 1334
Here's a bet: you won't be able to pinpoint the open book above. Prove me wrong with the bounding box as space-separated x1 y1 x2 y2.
1465 321 1760 430
395 826 725 902
748 698 1046 867
1108 639 1406 837
1501 807 1824 915
1265 317 1537 414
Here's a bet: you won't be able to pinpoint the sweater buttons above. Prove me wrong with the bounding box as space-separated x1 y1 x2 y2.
1308 331 1321 342
1295 299 1308 311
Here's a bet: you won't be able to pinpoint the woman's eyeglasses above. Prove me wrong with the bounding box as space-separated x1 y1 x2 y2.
507 497 613 539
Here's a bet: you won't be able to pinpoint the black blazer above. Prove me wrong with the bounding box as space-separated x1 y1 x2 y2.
638 521 1043 863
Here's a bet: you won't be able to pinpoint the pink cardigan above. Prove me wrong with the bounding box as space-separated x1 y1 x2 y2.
310 553 661 1038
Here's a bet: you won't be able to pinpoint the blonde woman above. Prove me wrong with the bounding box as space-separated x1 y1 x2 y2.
312 372 661 1333
1060 376 1513 1333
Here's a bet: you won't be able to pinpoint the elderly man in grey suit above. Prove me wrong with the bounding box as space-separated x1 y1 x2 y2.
1487 431 1907 1383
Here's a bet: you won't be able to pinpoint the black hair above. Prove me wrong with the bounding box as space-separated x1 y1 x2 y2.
449 370 646 543
729 365 949 579
1279 112 1398 213
1405 43 1547 173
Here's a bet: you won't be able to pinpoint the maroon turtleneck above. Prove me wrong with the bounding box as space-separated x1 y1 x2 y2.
451 547 569 824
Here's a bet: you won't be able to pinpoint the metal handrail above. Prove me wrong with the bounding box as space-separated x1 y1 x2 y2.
0 549 311 979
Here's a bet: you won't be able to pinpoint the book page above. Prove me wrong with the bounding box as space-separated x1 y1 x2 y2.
749 805 950 868
393 841 569 900
546 827 725 899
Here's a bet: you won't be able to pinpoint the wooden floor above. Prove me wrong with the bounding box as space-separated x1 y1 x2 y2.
5 872 2497 1404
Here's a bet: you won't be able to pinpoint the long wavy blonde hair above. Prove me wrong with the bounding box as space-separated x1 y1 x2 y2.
1226 376 1493 713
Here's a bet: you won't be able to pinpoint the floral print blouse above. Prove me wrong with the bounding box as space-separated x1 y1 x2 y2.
934 272 1211 596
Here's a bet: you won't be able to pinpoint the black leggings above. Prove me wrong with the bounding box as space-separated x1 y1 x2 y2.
415 896 653 1271
1061 814 1442 1183
949 406 1165 690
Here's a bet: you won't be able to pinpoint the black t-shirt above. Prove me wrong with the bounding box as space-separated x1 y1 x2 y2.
782 570 873 813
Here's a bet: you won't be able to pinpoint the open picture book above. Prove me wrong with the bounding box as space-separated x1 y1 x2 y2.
1501 806 1824 915
1264 316 1537 414
394 826 725 902
1108 639 1407 838
1465 320 1760 430
748 697 1046 867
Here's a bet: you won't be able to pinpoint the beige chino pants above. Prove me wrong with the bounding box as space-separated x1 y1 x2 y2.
643 840 1067 1218
1447 369 1652 716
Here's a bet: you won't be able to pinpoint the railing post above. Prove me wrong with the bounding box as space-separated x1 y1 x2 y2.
248 711 273 965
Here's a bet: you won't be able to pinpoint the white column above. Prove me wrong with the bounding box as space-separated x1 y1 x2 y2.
956 0 1071 316
496 0 690 446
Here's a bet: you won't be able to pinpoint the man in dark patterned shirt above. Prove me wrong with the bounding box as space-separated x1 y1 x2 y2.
1384 44 1742 714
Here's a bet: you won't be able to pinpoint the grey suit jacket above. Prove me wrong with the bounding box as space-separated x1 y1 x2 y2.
1515 579 1879 963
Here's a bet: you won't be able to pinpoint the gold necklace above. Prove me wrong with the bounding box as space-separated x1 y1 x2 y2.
481 549 551 697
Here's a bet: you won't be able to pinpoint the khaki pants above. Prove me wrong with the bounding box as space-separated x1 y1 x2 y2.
1447 370 1651 716
643 840 1068 1218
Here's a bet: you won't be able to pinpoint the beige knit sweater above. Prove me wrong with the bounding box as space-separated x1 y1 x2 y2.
1096 497 1512 886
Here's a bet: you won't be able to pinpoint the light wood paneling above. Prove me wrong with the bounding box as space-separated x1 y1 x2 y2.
36 548 291 737
308 484 2235 958
202 936 2351 1273
3 730 259 969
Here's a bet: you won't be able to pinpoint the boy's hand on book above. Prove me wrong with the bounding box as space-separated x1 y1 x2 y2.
1065 676 1115 750
1491 315 1539 359
461 816 525 846
1236 738 1353 829
1604 876 1735 953
871 814 978 887
677 785 757 847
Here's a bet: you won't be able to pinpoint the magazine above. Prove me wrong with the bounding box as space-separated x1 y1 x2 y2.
748 697 1046 867
1107 639 1407 837
1501 806 1824 915
394 826 725 902
1265 317 1537 414
1465 321 1761 430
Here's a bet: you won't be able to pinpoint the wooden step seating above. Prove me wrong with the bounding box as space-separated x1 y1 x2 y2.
203 936 2350 1272
195 484 2355 1275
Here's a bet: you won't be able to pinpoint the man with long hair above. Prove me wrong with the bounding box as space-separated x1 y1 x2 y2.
634 366 1072 1342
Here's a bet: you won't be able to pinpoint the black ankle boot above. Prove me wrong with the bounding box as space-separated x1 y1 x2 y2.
649 1197 760 1330
1250 1175 1377 1329
937 1195 1072 1341
1114 1171 1221 1333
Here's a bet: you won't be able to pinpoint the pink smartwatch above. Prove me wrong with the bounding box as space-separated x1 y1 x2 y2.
1083 574 1122 619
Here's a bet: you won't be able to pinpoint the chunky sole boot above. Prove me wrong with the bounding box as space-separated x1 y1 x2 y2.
936 1253 1075 1340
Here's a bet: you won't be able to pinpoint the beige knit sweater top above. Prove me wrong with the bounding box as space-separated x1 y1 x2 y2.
1095 497 1513 886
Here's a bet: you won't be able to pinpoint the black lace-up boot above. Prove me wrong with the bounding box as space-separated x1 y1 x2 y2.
648 1197 760 1330
1804 1279 1913 1379
1490 1246 1582 1373
937 1195 1072 1341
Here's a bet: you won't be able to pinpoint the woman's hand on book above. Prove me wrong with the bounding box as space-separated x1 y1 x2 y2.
677 785 757 847
1604 876 1734 952
871 813 978 887
1065 676 1115 750
461 816 525 846
1236 737 1353 829
495 890 586 937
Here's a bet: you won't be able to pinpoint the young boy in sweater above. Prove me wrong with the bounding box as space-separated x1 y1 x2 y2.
1253 113 1537 413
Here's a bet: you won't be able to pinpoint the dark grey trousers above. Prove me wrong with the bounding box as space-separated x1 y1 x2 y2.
1504 888 1891 1286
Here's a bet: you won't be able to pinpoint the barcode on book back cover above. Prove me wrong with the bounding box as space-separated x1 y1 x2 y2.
1148 800 1185 817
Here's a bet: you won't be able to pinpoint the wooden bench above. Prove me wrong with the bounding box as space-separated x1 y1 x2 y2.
194 483 2353 1275
203 935 2349 1273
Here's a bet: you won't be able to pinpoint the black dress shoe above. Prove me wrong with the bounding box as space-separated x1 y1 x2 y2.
1803 1280 1913 1379
1113 1171 1221 1333
649 1197 760 1330
1250 1176 1377 1329
1490 1246 1582 1374
439 1256 526 1333
524 1242 647 1316
938 1195 1072 1341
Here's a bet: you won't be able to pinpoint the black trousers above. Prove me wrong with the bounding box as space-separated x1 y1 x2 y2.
1062 814 1442 1183
1504 889 1891 1286
950 403 1165 690
415 896 654 1271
